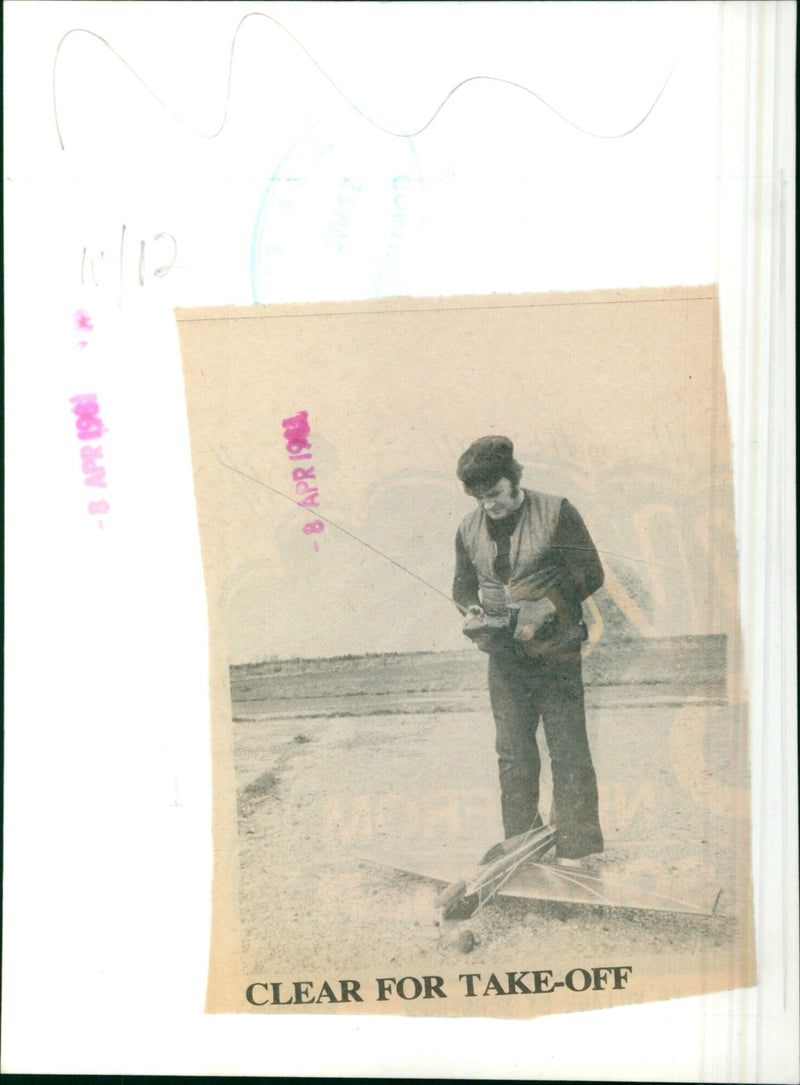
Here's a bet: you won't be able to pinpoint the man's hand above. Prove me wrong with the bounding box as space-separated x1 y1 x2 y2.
461 604 510 654
513 597 555 642
463 605 486 631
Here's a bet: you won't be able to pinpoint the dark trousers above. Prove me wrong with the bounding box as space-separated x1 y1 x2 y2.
488 648 604 859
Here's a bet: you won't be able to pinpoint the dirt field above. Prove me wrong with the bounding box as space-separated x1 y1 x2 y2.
230 643 751 993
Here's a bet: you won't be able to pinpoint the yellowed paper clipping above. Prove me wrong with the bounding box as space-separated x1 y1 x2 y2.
176 286 754 1017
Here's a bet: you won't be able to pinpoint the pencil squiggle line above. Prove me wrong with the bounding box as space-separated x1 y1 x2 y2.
53 11 676 151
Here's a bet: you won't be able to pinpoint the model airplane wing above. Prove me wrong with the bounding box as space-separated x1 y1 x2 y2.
497 861 720 916
356 845 475 887
357 832 722 919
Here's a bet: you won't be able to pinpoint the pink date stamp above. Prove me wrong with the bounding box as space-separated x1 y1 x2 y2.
70 394 110 528
283 411 323 550
73 309 94 351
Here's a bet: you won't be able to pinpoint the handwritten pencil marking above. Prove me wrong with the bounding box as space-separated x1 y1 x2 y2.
53 13 675 150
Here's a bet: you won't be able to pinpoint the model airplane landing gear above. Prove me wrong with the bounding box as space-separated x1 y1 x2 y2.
456 929 476 953
433 885 480 953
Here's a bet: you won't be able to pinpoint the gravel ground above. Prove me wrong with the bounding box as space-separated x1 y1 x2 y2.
232 688 751 1004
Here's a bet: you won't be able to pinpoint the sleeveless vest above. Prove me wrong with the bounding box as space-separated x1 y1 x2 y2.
458 489 571 621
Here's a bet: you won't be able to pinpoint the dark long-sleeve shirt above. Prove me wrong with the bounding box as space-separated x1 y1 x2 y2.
452 496 603 613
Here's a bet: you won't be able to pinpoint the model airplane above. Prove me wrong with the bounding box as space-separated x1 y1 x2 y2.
358 823 724 927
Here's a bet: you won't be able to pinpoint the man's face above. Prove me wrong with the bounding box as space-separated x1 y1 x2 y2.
469 477 521 519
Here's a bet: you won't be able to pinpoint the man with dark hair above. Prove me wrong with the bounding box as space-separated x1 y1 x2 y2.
453 435 604 866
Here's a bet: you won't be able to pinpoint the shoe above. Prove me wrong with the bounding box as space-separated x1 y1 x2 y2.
479 841 507 865
555 856 586 870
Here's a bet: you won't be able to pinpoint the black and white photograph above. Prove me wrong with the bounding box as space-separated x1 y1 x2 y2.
177 287 754 1016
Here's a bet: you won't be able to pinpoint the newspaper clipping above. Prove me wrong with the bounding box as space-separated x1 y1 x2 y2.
176 286 754 1017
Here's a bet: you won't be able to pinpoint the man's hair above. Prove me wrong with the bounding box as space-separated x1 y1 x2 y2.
456 435 524 493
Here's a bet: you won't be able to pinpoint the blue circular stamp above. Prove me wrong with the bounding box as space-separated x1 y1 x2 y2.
251 109 425 304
